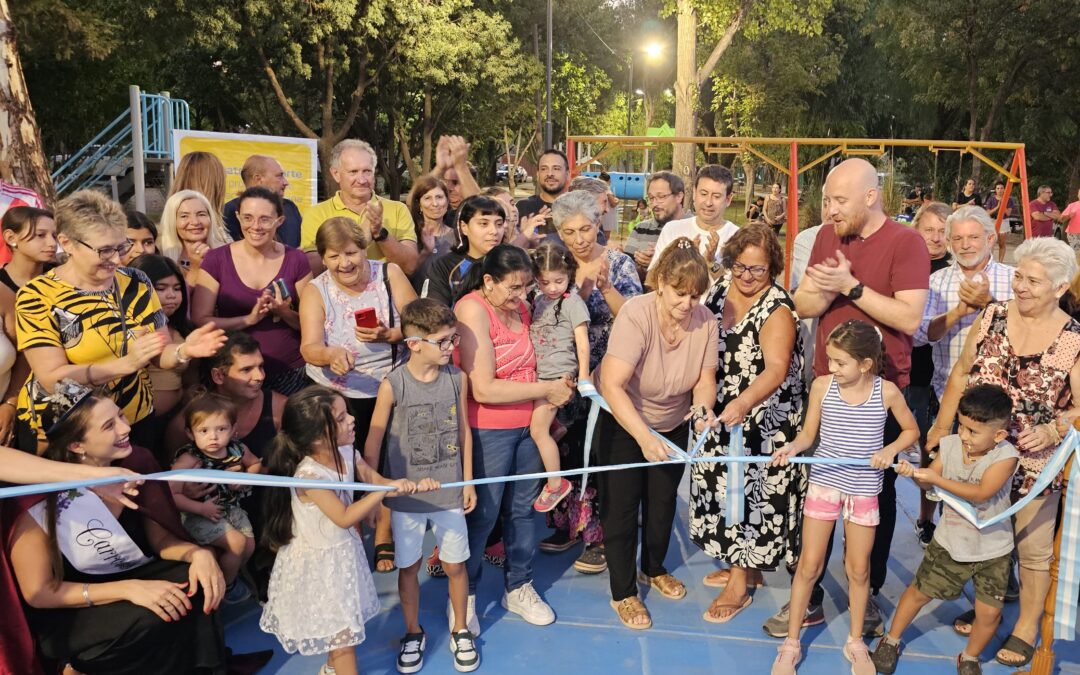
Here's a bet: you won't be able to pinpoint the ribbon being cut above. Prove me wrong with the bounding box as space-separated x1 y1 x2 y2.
2 384 1078 640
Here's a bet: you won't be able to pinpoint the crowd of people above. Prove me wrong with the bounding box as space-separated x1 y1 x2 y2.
1 139 1079 675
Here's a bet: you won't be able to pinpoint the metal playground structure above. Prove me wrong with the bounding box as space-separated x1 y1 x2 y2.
566 136 1033 287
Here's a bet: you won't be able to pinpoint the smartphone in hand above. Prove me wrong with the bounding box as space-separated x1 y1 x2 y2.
354 307 378 329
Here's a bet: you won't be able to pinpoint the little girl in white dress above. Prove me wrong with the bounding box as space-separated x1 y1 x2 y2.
260 386 416 675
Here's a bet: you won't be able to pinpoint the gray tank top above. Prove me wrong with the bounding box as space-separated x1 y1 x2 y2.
934 435 1020 562
384 364 464 512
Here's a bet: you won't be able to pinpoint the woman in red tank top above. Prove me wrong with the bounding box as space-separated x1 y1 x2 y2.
454 245 575 628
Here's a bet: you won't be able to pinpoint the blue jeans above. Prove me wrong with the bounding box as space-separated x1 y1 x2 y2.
465 426 543 593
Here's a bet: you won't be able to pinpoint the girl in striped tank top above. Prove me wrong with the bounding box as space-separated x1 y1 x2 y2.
770 320 919 675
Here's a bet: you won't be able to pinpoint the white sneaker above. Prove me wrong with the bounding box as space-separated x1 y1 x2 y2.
447 594 480 636
501 582 555 625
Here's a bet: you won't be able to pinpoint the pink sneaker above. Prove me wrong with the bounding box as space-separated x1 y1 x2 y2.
843 637 875 675
533 477 572 513
771 638 801 675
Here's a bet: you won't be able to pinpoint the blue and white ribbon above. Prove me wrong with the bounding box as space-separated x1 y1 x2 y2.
4 387 1080 640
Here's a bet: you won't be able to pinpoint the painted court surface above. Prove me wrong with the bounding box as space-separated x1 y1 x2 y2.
222 476 1080 674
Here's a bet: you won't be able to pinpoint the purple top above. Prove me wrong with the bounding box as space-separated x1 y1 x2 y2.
201 244 310 376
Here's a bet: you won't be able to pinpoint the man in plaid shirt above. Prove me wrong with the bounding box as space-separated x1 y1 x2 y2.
915 205 1014 400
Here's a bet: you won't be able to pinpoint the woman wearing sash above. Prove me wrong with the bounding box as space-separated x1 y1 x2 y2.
7 381 229 674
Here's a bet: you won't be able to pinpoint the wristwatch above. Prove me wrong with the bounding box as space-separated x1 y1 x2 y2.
372 227 389 243
845 282 864 300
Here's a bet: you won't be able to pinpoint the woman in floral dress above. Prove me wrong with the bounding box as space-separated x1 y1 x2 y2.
928 237 1080 668
689 224 806 623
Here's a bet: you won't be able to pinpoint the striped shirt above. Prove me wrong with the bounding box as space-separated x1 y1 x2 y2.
810 376 887 496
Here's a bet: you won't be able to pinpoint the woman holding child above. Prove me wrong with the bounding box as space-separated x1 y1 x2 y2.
929 237 1080 668
455 245 575 631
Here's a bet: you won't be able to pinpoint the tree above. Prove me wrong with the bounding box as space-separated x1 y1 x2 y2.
669 0 835 190
0 0 55 199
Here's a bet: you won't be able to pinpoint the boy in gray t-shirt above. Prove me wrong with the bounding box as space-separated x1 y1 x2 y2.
871 384 1019 675
363 298 479 673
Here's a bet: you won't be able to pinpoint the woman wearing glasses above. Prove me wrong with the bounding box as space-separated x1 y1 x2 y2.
192 187 313 395
13 190 226 453
689 223 806 624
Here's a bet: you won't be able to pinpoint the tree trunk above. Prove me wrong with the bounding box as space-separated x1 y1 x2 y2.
673 0 697 206
421 92 434 174
0 1 55 201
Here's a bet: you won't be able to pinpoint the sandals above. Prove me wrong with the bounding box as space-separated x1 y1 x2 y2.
703 568 766 589
637 572 686 600
611 596 652 630
703 594 753 624
995 634 1035 667
374 542 396 573
952 609 975 636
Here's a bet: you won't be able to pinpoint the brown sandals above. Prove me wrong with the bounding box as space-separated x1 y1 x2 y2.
611 596 653 630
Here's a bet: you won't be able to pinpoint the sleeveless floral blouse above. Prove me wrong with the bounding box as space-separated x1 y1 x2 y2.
968 301 1080 494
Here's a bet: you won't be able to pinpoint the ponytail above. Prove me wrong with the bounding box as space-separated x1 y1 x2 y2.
260 386 344 551
530 241 578 324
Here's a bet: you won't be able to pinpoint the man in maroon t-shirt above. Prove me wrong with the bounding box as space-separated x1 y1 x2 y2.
789 158 930 635
1029 185 1061 238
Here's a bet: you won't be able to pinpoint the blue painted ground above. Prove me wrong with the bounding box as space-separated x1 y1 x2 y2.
221 474 1080 674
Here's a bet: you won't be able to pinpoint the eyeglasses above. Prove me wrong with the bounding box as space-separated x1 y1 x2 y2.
731 262 769 279
74 237 134 261
647 192 674 201
405 334 461 351
239 215 282 228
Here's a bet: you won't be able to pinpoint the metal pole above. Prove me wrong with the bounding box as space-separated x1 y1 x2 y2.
785 141 799 288
129 85 146 212
1018 146 1032 239
626 57 633 137
544 0 553 148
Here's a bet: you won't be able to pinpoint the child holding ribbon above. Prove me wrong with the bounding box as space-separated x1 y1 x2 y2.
770 320 919 675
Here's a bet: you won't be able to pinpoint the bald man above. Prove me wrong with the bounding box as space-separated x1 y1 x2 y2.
781 158 930 637
223 155 303 247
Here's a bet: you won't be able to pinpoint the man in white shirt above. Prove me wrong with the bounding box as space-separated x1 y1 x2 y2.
648 164 739 277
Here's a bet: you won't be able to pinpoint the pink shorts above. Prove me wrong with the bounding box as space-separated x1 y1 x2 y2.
804 483 880 527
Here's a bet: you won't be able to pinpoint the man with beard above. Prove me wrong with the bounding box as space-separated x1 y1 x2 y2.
779 158 930 638
517 149 570 229
623 171 687 280
647 164 739 278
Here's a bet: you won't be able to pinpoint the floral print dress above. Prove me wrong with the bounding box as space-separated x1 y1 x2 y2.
689 275 807 570
967 301 1080 494
548 247 642 543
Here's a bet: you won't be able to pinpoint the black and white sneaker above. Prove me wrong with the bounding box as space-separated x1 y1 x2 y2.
449 630 479 672
396 630 426 673
916 520 936 548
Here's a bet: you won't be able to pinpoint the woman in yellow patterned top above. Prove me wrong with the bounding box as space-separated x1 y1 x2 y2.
14 190 227 452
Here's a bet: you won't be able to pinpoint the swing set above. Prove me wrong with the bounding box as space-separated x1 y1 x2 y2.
566 135 1033 286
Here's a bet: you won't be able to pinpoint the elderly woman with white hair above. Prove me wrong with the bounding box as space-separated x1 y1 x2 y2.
568 175 618 243
928 236 1080 668
539 189 642 573
158 189 232 286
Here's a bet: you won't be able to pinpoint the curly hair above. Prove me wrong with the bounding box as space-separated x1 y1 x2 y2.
720 223 784 279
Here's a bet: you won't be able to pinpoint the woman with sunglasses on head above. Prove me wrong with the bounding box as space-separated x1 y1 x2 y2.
689 224 806 625
13 190 226 453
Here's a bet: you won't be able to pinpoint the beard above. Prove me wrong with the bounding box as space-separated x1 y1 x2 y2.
540 179 566 197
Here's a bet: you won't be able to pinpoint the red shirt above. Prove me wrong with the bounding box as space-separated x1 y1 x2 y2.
1029 199 1059 238
809 219 931 388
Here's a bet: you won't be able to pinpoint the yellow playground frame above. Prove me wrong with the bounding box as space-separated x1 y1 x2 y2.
566 136 1031 287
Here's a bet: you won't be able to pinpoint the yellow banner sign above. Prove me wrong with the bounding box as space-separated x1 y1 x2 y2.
171 130 319 208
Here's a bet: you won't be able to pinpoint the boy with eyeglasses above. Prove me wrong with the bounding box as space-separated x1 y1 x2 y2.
363 298 478 672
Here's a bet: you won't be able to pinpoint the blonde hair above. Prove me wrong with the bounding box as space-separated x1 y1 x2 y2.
170 151 226 214
54 190 126 240
158 189 232 263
